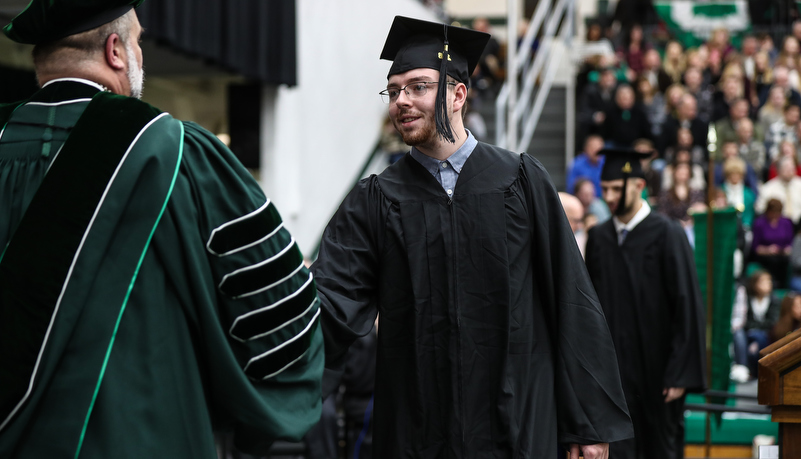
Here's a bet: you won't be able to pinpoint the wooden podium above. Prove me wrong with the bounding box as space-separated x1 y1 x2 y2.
758 329 801 457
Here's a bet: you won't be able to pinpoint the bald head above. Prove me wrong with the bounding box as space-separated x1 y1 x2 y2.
559 192 584 233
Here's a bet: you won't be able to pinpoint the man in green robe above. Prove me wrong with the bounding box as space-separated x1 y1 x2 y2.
0 2 324 458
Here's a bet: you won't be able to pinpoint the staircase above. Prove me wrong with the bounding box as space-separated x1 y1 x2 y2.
522 87 568 190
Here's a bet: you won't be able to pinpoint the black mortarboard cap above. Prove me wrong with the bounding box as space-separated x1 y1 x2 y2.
380 16 490 143
600 148 651 216
600 148 652 181
3 0 144 45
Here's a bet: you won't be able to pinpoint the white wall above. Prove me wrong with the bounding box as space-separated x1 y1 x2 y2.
261 0 439 257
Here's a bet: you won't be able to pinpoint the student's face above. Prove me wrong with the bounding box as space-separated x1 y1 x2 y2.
387 69 442 147
601 178 641 215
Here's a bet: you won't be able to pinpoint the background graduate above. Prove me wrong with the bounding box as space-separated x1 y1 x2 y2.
585 149 707 459
313 15 633 459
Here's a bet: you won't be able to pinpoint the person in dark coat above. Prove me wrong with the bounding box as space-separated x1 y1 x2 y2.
312 15 633 459
601 84 652 148
660 93 710 158
585 149 707 459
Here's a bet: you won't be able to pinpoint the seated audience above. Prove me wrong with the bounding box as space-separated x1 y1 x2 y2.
721 156 757 228
766 141 801 180
601 84 652 148
683 66 714 124
751 199 795 288
730 270 781 381
658 160 706 227
714 141 761 196
771 292 801 341
735 118 767 175
660 93 709 158
661 148 706 192
635 77 666 139
566 135 605 196
792 227 801 292
756 157 801 224
579 66 618 136
715 98 760 154
766 103 800 161
574 178 611 224
758 66 801 108
758 85 787 135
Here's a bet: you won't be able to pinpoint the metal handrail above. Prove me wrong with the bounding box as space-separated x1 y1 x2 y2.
496 0 574 153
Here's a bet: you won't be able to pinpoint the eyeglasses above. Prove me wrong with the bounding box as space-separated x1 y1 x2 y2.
379 81 456 104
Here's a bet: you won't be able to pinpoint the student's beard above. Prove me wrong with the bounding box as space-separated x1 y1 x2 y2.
126 42 145 99
395 112 437 146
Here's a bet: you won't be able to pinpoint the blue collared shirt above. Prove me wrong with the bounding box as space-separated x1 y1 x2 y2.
410 130 477 197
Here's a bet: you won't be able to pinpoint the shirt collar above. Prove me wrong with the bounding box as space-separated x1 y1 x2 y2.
410 129 477 176
613 200 651 234
43 78 108 93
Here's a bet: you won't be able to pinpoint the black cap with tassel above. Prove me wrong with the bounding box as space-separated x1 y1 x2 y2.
380 16 490 143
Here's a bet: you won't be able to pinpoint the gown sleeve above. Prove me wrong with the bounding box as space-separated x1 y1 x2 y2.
311 177 385 397
179 122 325 453
660 216 707 392
519 154 634 445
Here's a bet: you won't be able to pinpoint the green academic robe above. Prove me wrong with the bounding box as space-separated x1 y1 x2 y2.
0 80 323 458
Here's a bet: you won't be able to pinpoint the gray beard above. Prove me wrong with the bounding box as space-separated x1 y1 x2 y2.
126 42 145 99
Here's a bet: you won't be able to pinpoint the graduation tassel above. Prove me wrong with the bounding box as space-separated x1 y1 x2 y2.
435 24 455 143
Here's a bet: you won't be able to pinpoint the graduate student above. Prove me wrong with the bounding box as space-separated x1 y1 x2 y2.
0 1 323 457
313 15 633 459
585 149 707 459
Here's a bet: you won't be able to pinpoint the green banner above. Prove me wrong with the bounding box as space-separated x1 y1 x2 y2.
693 208 739 411
655 1 751 48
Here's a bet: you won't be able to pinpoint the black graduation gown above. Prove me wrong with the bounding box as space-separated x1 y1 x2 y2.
313 143 633 458
585 212 706 459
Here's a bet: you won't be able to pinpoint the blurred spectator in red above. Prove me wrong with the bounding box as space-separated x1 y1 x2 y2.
767 141 801 180
635 77 666 139
707 28 736 67
683 66 714 124
663 40 686 85
602 84 652 147
751 199 795 289
758 85 787 135
617 24 650 74
757 157 801 224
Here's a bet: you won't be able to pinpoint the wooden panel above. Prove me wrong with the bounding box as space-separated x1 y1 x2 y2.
759 334 801 374
761 329 801 357
781 423 801 458
684 444 752 458
772 406 801 423
759 363 782 406
784 370 801 405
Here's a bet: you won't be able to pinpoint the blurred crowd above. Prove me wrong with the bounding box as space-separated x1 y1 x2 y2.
566 18 801 384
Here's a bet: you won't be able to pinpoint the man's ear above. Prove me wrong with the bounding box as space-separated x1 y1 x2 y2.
104 33 126 70
452 82 468 114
